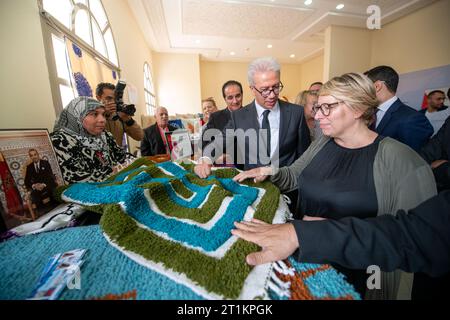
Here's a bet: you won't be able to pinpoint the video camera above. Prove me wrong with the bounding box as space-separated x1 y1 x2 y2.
112 80 136 121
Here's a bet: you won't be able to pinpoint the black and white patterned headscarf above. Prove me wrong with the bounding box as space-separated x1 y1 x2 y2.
53 97 108 151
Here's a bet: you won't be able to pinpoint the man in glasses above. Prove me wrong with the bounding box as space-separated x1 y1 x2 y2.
196 57 311 183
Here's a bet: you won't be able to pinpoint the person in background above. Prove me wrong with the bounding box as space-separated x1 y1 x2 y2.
420 115 450 192
202 80 244 165
420 90 449 135
201 97 218 124
140 106 177 156
364 66 433 151
308 82 323 92
51 97 134 184
295 90 321 141
95 83 144 147
234 72 437 299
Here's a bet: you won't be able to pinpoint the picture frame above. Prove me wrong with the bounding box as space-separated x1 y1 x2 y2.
165 129 193 161
0 129 64 230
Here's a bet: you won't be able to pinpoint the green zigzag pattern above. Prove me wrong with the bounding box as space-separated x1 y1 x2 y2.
99 178 280 299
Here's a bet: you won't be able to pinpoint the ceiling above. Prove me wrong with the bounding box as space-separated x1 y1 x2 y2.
127 0 437 63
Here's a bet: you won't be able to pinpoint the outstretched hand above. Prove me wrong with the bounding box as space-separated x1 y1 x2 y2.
233 166 272 183
194 162 212 179
231 219 299 265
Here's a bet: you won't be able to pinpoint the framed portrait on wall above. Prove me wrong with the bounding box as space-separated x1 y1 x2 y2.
0 129 64 230
165 129 193 161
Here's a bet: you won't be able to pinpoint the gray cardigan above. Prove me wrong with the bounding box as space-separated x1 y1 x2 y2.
271 135 437 299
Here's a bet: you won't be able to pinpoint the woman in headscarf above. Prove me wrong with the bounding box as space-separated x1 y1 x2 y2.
51 97 134 184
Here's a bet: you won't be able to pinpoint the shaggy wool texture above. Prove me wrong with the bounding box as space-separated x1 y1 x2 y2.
0 159 360 300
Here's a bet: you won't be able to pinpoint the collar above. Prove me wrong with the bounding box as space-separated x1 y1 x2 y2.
378 96 398 113
254 100 280 119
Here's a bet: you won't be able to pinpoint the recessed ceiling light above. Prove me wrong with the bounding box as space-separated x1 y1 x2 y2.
304 0 312 5
336 4 344 10
230 51 236 56
267 44 273 49
195 39 200 44
290 54 295 58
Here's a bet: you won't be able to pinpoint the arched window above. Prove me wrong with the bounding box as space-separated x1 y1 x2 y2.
39 0 120 112
144 63 156 115
41 0 118 66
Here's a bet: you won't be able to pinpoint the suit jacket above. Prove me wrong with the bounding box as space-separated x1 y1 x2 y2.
24 160 56 191
141 124 177 156
203 100 311 170
202 108 237 158
293 190 450 278
420 115 450 191
376 98 433 152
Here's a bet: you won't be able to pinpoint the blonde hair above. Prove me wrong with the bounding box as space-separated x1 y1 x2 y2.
295 90 317 106
319 73 378 125
201 97 216 107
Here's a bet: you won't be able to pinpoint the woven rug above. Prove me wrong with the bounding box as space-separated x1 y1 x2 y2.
0 158 360 300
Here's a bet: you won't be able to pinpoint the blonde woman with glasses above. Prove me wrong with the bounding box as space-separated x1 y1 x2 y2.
233 72 437 300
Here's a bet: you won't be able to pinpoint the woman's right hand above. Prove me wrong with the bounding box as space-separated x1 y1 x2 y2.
233 166 272 183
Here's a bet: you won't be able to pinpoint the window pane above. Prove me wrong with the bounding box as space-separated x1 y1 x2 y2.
92 18 107 57
52 34 71 81
104 28 118 66
43 0 73 29
75 10 92 46
89 0 108 30
60 84 75 108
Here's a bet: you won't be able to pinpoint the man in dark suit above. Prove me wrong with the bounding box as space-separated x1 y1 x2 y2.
364 65 433 152
197 57 311 177
202 80 244 164
24 149 57 209
140 107 177 156
204 80 244 138
421 115 450 191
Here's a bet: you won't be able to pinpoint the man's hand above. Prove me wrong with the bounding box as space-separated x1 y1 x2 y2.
231 219 299 266
32 183 46 191
431 159 448 169
194 162 212 179
103 101 117 117
233 166 272 183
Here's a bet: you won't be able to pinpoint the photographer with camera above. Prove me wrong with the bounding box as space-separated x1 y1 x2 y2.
95 82 144 148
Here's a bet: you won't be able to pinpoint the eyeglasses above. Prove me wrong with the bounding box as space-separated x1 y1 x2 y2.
312 101 343 116
252 82 284 98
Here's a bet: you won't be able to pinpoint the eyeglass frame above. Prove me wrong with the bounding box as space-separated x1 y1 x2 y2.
311 101 344 116
252 82 284 98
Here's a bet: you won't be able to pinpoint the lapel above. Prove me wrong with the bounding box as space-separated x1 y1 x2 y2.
246 102 261 131
278 100 291 147
377 98 401 133
152 124 165 151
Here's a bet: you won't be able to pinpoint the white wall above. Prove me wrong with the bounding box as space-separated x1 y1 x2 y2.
153 52 202 115
0 0 55 130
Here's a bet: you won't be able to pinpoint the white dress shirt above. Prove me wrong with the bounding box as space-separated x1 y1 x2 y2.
376 96 398 128
254 101 280 158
